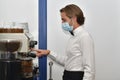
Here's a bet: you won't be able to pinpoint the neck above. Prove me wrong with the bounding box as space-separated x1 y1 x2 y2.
73 23 80 30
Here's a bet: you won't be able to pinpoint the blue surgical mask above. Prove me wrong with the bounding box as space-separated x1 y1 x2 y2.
62 22 73 31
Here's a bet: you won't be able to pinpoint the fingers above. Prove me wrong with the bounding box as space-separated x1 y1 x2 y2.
36 53 42 57
31 48 49 57
31 48 44 57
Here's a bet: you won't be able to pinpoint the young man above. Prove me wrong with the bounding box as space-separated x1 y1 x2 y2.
33 4 95 80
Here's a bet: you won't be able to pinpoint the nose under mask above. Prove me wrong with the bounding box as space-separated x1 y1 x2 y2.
62 22 73 31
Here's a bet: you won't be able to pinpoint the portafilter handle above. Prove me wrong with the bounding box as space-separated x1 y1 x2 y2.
27 52 36 58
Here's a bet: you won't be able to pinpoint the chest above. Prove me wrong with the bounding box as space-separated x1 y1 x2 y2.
66 36 82 57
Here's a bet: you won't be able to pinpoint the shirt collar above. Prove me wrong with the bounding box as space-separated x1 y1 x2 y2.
73 26 83 36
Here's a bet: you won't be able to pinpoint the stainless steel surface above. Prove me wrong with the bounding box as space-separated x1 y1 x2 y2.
0 59 22 80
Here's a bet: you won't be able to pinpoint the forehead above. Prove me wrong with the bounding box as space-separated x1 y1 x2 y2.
61 12 69 20
61 12 67 17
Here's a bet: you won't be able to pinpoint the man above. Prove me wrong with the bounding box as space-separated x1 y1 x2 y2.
33 4 95 80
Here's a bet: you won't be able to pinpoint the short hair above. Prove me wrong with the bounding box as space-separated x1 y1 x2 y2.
60 4 85 25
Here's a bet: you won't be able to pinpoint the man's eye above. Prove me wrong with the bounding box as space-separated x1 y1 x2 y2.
61 20 65 23
61 18 66 22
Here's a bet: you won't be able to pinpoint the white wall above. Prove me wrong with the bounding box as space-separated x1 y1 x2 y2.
0 0 38 40
47 0 120 80
0 0 38 65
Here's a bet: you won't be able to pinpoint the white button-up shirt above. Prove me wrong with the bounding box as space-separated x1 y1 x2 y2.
48 26 95 80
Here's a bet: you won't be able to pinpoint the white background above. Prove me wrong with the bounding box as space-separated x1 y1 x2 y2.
47 0 120 80
0 0 38 41
0 0 120 80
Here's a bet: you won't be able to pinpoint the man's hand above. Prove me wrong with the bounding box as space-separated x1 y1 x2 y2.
31 49 50 57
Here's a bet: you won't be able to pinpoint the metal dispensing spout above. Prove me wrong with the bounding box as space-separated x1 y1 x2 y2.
27 52 36 58
26 40 37 58
49 61 53 80
29 40 37 48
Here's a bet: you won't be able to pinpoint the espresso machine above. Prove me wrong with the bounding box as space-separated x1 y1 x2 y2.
0 22 38 80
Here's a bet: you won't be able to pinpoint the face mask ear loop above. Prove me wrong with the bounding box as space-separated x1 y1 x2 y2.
69 17 74 28
69 18 74 36
68 17 74 36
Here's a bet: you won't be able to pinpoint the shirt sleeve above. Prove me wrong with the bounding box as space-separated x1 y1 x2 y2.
48 51 67 66
80 34 95 80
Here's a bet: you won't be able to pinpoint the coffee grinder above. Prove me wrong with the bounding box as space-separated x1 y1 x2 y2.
0 22 38 80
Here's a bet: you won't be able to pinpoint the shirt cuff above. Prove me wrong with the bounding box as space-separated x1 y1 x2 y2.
48 51 57 61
